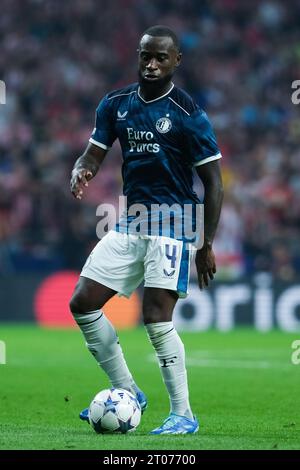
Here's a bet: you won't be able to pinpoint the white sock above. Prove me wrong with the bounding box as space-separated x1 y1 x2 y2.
145 321 193 419
73 310 137 394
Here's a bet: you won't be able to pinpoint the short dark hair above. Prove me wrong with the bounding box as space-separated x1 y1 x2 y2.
141 25 180 51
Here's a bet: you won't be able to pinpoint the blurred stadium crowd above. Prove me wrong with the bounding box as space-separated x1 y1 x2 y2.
0 0 300 280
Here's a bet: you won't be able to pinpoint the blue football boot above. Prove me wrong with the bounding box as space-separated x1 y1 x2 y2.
79 407 90 422
135 388 148 414
150 413 199 435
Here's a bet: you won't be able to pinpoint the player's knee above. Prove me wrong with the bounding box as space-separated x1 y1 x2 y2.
143 294 174 323
69 292 89 315
142 306 169 324
69 290 106 315
143 289 177 324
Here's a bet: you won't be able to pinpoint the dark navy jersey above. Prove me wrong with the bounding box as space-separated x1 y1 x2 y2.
90 82 221 240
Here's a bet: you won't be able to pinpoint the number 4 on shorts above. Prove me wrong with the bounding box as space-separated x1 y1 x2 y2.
165 244 177 268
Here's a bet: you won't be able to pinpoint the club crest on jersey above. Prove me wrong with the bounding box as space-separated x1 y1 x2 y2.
156 117 172 134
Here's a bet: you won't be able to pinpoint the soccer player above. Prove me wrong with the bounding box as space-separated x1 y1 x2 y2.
70 25 223 435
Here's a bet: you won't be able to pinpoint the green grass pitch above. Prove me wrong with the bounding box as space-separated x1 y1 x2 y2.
0 325 299 450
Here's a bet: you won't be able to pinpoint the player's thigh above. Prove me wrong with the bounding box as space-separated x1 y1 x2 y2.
70 276 116 314
144 236 191 298
81 231 144 298
142 287 178 324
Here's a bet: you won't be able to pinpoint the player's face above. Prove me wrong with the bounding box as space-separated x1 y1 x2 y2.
138 35 181 85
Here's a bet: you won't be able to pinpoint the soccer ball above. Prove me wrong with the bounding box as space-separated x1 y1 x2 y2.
88 388 141 434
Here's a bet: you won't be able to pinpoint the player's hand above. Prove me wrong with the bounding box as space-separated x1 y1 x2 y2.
195 243 216 290
70 168 93 200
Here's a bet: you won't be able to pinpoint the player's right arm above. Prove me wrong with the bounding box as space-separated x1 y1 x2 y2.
70 143 107 200
71 94 116 200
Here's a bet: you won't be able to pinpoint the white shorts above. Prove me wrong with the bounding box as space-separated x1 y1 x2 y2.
81 230 192 298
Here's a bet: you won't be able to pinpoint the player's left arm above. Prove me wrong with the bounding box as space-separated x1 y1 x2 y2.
195 160 224 289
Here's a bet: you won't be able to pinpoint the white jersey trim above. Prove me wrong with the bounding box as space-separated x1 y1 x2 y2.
138 83 174 103
194 153 222 167
168 97 191 116
89 138 110 150
107 90 136 100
